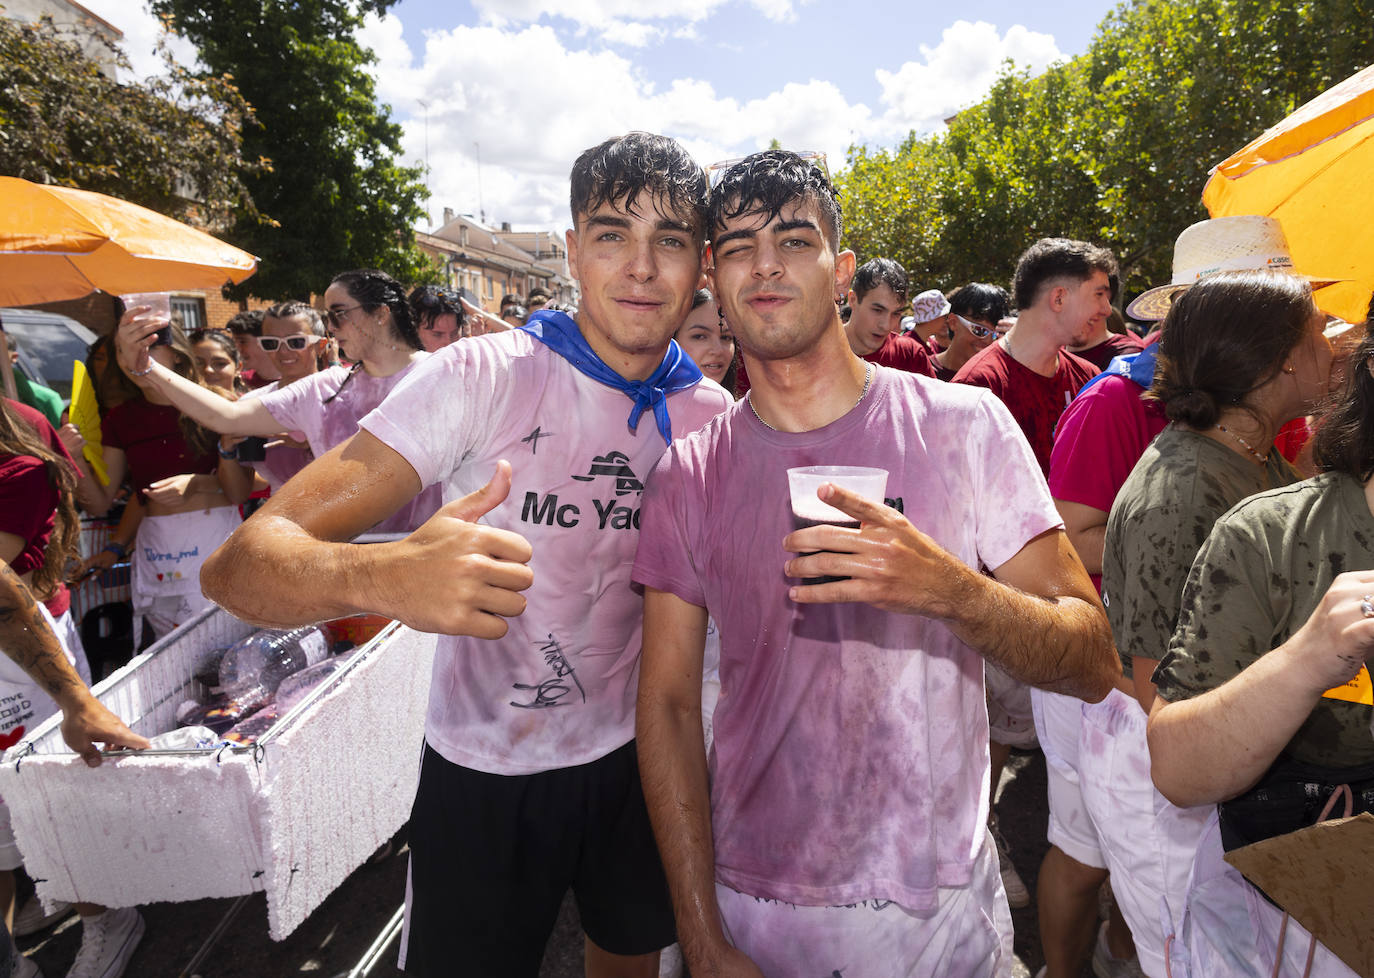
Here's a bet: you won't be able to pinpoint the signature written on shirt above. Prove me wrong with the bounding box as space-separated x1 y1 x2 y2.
510 633 586 709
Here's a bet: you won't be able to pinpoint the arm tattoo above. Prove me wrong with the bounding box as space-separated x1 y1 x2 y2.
0 564 84 700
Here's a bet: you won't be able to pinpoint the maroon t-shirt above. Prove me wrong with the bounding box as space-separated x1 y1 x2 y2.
952 342 1099 476
2 400 80 616
863 332 936 377
1070 332 1146 371
102 399 218 499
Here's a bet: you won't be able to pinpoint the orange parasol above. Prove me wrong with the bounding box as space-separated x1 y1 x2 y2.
0 177 257 307
1203 64 1374 325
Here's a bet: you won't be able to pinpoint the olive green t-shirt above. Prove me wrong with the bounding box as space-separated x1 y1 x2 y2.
1102 424 1298 678
1153 472 1374 768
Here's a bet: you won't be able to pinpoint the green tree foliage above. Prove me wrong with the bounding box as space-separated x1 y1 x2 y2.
151 0 434 299
0 15 260 228
836 0 1374 304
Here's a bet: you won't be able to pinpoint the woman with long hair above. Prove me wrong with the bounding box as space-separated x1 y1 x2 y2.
1033 270 1333 978
0 397 148 973
83 318 254 644
116 270 441 534
1147 296 1374 977
674 289 738 397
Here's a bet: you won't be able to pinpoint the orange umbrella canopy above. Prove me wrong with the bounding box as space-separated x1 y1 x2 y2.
0 177 258 306
1203 65 1374 325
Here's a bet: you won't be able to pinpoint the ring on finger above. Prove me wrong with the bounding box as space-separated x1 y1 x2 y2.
1361 594 1374 619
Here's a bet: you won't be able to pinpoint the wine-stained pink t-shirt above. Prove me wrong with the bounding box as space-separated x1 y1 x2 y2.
362 330 731 774
633 368 1061 911
257 360 443 534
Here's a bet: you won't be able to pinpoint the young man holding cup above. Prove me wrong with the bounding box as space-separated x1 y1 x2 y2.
632 151 1120 976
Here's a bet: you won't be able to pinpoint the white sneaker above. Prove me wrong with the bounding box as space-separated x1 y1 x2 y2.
13 894 74 936
1091 921 1146 978
65 907 144 978
989 815 1031 909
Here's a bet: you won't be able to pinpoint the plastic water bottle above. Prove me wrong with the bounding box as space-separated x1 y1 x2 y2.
218 626 329 695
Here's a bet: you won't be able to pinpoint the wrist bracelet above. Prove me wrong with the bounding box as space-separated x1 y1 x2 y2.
128 363 155 377
102 541 127 559
218 445 238 459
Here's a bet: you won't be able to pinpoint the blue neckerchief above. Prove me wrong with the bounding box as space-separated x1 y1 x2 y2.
1075 341 1159 396
520 309 702 444
1055 342 1160 441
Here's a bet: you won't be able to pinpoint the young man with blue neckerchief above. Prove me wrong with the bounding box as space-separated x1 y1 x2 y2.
201 132 731 978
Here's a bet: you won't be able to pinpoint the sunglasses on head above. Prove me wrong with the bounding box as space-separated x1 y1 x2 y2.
706 150 830 190
256 333 319 352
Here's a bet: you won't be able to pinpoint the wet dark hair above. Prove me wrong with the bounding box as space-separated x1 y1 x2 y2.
1147 271 1315 430
328 270 421 351
851 258 908 304
1314 295 1374 480
1012 238 1118 310
690 287 712 310
408 285 465 330
948 283 1011 329
708 150 841 250
264 300 326 338
225 309 264 336
569 132 708 241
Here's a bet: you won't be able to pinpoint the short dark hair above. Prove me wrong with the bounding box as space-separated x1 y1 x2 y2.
1147 270 1314 430
225 309 264 336
708 150 842 251
409 285 465 330
527 287 552 304
264 300 326 338
1012 238 1118 310
690 288 713 310
328 269 421 351
851 258 908 304
948 283 1011 325
569 132 708 241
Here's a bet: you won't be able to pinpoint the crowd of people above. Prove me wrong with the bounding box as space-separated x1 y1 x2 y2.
1 131 1371 978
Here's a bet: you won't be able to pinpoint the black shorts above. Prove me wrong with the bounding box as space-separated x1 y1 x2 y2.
401 740 676 977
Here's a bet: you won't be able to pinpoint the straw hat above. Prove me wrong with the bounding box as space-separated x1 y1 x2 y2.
1125 215 1343 321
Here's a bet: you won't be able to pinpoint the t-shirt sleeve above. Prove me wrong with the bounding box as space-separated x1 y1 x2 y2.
1152 516 1277 703
254 372 325 433
632 445 707 607
358 345 492 489
1048 383 1146 512
968 392 1062 571
0 456 51 546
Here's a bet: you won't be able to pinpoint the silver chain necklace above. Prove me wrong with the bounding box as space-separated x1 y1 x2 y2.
749 363 874 431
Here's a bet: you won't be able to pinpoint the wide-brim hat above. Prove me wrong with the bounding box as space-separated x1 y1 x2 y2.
1125 215 1344 322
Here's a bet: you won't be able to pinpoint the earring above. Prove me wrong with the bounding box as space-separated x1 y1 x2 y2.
717 305 725 329
1282 363 1296 375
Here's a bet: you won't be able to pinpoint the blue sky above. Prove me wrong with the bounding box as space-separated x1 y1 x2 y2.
88 0 1122 233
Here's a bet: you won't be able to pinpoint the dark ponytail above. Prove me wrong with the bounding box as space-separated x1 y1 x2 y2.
330 269 421 351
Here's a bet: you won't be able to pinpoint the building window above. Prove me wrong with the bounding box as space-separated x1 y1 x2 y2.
171 296 206 331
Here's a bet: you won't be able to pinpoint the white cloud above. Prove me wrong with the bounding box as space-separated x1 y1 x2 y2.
68 5 1068 246
875 20 1063 134
466 0 798 31
76 0 200 80
598 19 665 46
